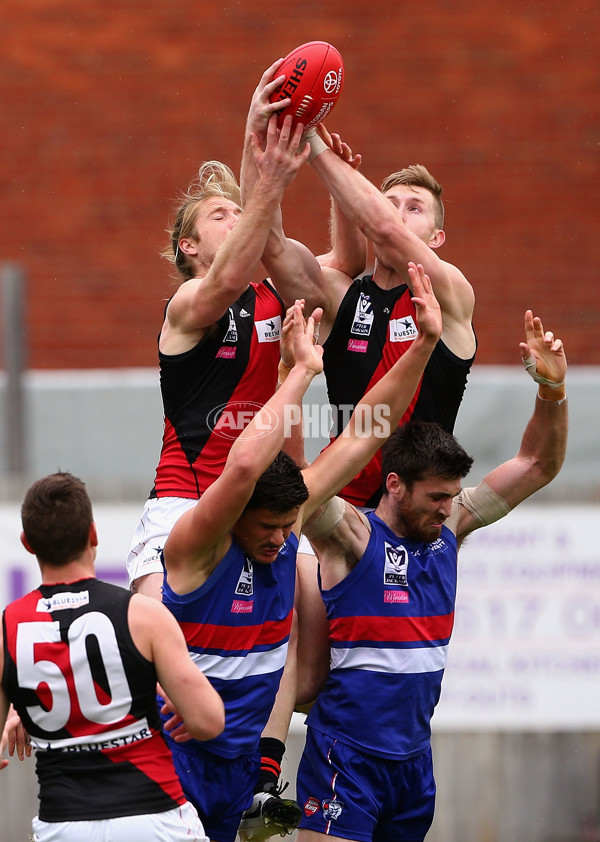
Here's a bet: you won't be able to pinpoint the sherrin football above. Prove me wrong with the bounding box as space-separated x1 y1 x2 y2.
270 41 344 130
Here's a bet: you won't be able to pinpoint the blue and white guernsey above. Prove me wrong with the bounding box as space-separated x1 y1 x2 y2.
161 533 298 759
306 512 457 759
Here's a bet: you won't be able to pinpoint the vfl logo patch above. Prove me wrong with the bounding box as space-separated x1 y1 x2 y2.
384 542 409 586
389 315 418 342
304 796 320 817
255 315 282 343
224 307 238 343
36 591 90 613
351 292 374 336
322 799 344 820
235 556 254 596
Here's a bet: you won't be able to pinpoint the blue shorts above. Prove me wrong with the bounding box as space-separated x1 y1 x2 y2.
296 727 435 842
170 743 259 842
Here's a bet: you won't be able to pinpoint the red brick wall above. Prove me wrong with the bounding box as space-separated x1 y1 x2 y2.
2 1 598 367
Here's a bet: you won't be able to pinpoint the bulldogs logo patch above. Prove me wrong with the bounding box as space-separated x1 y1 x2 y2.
322 799 344 820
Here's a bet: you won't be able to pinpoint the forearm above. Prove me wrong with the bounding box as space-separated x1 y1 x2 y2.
310 149 395 242
240 132 259 208
318 197 368 277
229 364 314 472
519 385 567 483
304 334 436 514
210 178 285 289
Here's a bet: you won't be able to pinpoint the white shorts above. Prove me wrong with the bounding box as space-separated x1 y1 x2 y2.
126 496 198 586
32 801 209 842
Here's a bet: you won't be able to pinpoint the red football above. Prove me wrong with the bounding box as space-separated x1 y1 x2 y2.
270 41 344 130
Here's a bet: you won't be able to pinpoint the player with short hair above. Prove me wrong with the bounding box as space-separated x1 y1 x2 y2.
0 472 225 842
158 266 442 842
295 310 567 842
241 65 476 830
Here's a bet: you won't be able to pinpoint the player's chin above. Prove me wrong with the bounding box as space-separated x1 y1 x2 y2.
424 523 444 542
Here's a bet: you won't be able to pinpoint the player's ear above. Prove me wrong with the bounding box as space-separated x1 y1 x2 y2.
89 523 98 548
428 229 445 249
20 532 35 554
385 472 406 498
179 237 199 256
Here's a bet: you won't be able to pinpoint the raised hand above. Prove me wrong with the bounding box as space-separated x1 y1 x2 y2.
290 300 324 378
246 59 290 146
316 124 362 170
250 114 310 191
407 262 442 344
520 310 566 388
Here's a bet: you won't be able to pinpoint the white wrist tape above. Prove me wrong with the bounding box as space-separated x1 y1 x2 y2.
522 355 565 389
307 133 328 163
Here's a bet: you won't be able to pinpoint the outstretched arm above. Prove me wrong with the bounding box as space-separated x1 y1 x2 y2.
456 310 568 541
314 127 368 278
239 63 328 313
166 114 309 347
300 263 441 521
307 128 474 342
163 303 322 581
240 64 359 319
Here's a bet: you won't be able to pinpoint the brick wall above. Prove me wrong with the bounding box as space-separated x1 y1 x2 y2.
2 0 598 367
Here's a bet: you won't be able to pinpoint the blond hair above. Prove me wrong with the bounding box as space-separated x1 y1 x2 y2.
162 161 242 280
380 164 444 229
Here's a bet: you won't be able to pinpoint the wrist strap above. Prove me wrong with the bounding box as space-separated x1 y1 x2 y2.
522 354 565 389
537 392 567 405
307 133 328 163
278 360 292 385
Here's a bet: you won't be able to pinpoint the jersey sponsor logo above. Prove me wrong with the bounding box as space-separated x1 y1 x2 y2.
216 346 237 359
255 315 282 343
235 556 254 596
36 721 153 752
231 600 254 613
239 308 251 317
224 307 238 342
384 589 409 603
389 315 418 342
36 591 90 613
303 796 320 817
347 338 368 353
384 542 409 586
351 292 374 336
322 799 344 820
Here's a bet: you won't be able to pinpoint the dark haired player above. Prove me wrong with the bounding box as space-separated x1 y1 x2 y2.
157 268 441 842
295 310 567 842
0 472 224 842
